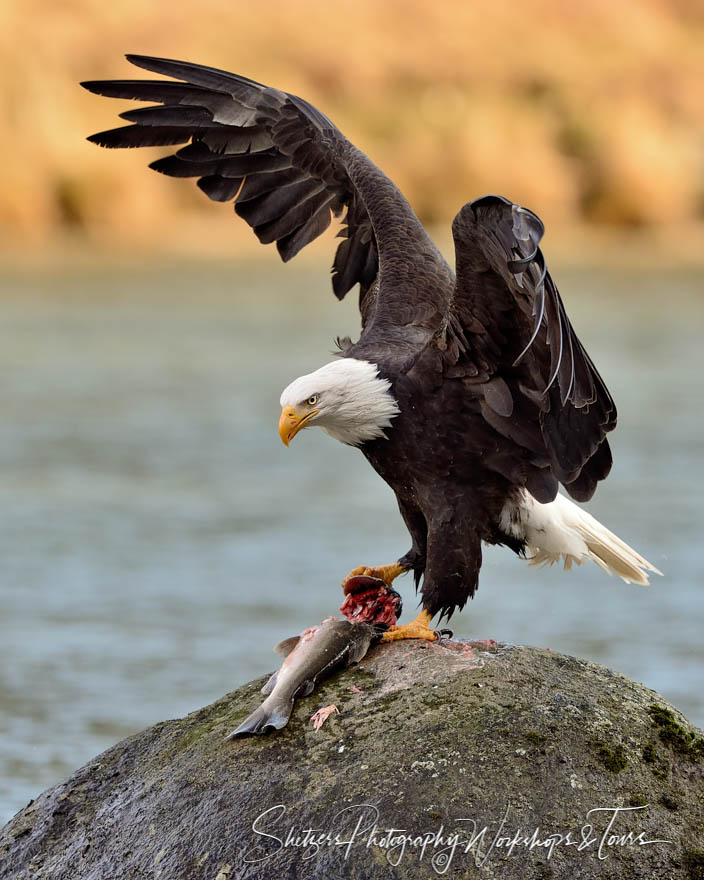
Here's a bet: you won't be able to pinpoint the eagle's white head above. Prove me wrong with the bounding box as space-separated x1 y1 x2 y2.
278 359 400 447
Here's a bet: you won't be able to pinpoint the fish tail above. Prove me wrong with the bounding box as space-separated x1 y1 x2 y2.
225 696 293 739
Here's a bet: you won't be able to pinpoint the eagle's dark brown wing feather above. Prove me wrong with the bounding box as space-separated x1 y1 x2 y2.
82 56 387 305
441 194 616 502
83 56 455 348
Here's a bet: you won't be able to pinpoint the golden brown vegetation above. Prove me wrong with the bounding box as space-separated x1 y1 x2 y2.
1 0 702 256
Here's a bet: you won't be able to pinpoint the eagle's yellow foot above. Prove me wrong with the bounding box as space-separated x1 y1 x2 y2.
381 610 439 642
341 561 406 590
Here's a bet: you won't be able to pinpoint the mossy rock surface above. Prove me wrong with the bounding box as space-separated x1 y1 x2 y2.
2 640 703 879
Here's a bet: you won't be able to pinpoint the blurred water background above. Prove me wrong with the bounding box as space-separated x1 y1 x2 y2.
0 257 701 823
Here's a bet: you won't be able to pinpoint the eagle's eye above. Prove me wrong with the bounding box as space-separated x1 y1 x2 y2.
307 394 319 406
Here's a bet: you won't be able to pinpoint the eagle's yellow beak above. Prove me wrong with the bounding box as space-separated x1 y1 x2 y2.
278 405 318 446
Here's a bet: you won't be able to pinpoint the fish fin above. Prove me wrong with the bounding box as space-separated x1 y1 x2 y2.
225 698 293 738
347 625 374 663
274 636 301 657
348 643 369 664
296 680 316 698
260 670 279 695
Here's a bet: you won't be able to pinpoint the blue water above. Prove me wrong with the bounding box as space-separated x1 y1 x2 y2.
0 259 702 823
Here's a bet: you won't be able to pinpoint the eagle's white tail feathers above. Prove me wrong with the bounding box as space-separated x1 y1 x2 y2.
502 491 662 586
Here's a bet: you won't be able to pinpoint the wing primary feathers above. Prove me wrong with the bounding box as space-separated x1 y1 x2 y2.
82 56 394 300
195 129 273 155
544 280 565 393
149 155 208 178
512 257 546 367
119 105 219 126
125 54 269 95
449 194 617 503
236 168 307 202
175 142 215 160
560 312 577 404
507 246 539 272
277 204 334 262
80 80 214 102
197 175 243 202
87 125 193 148
235 178 326 228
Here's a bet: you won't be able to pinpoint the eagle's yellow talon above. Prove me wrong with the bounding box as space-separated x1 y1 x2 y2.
341 561 406 590
380 610 438 642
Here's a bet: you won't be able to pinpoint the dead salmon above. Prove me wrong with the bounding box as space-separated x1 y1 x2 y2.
226 617 377 738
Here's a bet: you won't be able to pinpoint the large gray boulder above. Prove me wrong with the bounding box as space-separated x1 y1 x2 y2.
2 639 703 879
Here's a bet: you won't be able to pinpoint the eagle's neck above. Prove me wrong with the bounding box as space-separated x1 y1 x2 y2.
318 359 400 447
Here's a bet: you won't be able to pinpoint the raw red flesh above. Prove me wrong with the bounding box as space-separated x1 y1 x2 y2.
339 578 401 627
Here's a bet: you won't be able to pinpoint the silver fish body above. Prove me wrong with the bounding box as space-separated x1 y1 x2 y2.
226 617 376 738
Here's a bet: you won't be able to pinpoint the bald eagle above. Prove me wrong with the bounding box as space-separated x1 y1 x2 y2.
82 56 660 641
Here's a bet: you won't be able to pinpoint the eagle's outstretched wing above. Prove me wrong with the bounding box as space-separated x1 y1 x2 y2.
82 55 443 328
439 194 616 503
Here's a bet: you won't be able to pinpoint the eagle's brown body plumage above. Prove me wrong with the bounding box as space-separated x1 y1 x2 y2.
83 56 621 620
